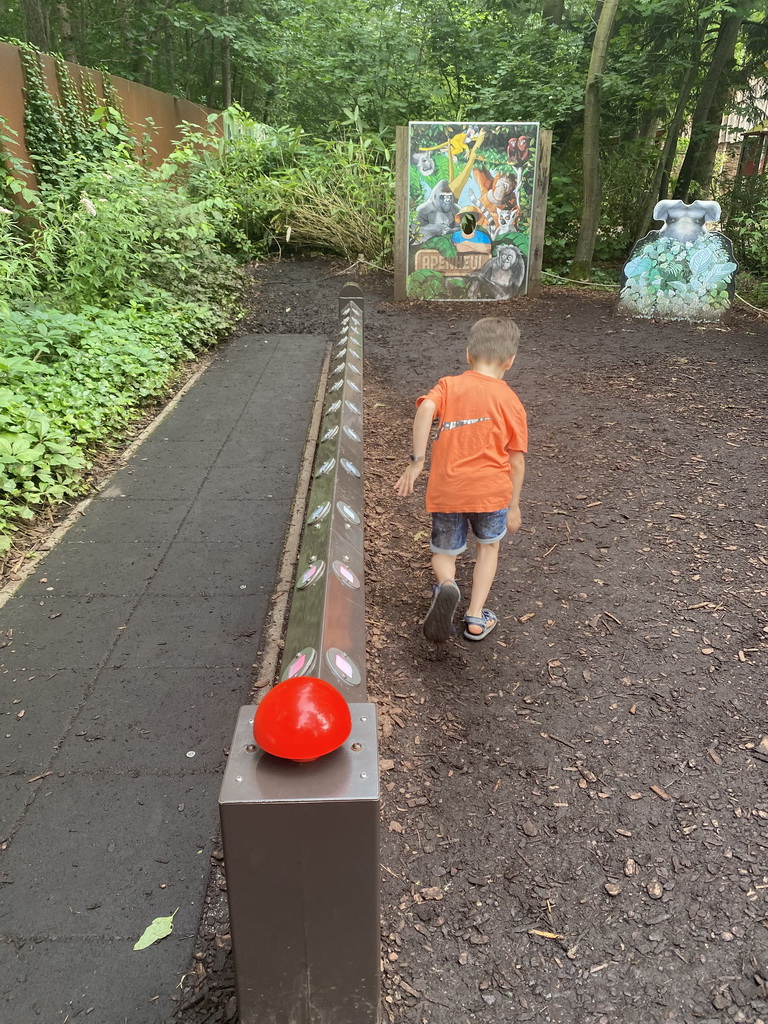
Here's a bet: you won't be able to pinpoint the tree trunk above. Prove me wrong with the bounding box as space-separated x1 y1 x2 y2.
673 11 743 201
569 0 620 280
221 0 232 108
23 0 49 49
542 0 565 26
57 1 77 62
637 29 703 237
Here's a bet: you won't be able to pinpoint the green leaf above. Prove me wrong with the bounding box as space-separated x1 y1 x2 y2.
133 908 179 950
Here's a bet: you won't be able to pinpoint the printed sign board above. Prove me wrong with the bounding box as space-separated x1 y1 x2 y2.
407 121 539 301
617 200 737 323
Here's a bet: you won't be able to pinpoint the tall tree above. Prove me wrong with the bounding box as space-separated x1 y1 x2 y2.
674 8 745 200
22 0 49 50
570 0 621 279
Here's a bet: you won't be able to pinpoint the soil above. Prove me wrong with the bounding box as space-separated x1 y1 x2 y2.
12 257 767 1023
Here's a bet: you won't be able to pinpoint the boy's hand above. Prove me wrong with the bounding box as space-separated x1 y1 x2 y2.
507 505 522 533
395 462 423 497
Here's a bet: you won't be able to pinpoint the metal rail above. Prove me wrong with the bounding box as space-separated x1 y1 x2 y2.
219 283 380 1024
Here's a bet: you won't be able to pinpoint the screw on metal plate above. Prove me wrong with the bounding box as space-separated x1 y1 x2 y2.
236 775 243 783
351 742 363 752
245 744 257 753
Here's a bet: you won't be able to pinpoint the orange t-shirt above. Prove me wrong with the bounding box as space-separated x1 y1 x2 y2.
417 370 528 513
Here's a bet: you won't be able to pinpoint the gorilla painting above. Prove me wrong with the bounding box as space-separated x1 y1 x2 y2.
653 199 722 242
414 180 459 242
466 245 526 300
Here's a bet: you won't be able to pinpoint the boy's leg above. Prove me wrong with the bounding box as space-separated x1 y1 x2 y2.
424 514 465 642
466 540 500 635
432 552 458 584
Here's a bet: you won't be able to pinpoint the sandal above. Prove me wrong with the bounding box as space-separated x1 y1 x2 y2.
423 580 461 642
463 609 498 641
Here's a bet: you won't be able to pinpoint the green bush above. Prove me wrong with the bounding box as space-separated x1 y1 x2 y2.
0 122 247 556
0 301 227 553
168 108 395 266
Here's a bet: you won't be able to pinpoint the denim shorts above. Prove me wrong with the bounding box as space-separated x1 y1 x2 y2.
430 509 508 555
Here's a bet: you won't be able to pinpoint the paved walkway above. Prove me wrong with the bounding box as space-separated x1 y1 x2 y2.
0 333 327 1023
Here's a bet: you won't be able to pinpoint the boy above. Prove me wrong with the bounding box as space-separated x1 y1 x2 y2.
394 317 527 642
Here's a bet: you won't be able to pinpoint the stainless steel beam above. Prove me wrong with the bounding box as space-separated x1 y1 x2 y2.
219 284 380 1024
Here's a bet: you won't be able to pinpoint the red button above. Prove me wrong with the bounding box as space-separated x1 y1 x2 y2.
253 676 352 762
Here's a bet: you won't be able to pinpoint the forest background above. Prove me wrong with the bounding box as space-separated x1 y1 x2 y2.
4 0 768 277
0 0 766 558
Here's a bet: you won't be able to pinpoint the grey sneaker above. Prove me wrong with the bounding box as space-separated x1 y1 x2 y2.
423 580 461 642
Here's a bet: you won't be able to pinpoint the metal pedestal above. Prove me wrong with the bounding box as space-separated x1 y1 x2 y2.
219 705 380 1024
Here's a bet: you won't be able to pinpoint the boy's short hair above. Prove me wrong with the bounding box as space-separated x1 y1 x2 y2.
467 317 520 364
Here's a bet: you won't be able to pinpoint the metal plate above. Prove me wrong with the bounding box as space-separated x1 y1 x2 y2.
315 457 336 478
297 560 326 590
341 459 361 478
332 560 361 589
343 425 361 443
326 648 363 687
307 501 331 525
337 501 361 525
281 646 318 680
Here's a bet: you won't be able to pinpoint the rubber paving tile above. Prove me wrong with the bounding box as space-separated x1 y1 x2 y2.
0 332 328 1022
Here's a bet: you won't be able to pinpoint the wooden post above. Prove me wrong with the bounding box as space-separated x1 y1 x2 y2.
394 125 409 302
527 128 553 298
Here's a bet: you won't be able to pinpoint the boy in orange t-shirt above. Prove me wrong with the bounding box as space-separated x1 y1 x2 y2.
395 318 527 642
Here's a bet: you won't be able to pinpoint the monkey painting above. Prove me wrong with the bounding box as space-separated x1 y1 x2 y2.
406 121 540 301
491 207 520 241
506 135 530 167
466 245 526 300
414 180 459 242
472 169 521 231
419 127 478 161
412 152 437 177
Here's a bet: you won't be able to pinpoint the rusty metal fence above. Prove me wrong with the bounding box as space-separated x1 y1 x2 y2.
0 39 219 189
219 284 380 1024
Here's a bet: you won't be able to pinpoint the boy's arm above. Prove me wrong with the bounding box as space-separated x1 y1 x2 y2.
395 399 436 497
507 450 525 533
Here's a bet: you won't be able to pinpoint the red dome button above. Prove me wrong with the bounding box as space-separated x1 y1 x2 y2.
253 676 352 762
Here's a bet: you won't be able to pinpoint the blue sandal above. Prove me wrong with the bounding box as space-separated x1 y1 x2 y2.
423 580 461 642
463 609 498 641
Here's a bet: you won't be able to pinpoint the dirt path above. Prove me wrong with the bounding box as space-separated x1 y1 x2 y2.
174 258 767 1024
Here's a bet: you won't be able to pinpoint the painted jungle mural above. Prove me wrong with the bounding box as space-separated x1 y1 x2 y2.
407 121 539 301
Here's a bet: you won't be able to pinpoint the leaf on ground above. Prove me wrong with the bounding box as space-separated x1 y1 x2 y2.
133 908 179 951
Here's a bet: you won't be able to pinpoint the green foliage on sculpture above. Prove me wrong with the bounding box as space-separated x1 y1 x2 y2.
618 200 737 323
